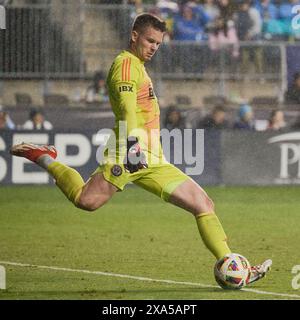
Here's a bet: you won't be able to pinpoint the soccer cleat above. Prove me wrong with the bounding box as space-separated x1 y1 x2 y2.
10 142 57 163
247 259 272 284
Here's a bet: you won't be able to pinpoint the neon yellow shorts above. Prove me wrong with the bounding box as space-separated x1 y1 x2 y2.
92 162 190 202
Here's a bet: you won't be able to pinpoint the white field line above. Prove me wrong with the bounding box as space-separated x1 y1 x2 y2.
0 260 300 299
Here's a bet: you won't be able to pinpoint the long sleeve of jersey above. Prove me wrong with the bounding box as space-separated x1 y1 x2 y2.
108 56 142 137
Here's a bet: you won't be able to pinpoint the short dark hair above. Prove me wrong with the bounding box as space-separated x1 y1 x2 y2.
132 13 167 33
29 108 44 120
213 105 226 114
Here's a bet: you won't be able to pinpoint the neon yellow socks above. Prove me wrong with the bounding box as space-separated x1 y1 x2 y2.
47 162 85 205
195 213 231 260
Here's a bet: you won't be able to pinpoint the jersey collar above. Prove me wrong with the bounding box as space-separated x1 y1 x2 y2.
123 50 145 65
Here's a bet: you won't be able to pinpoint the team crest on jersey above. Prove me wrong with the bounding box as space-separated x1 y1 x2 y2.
111 165 123 177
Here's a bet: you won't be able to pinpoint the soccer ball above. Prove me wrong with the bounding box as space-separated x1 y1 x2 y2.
214 253 251 290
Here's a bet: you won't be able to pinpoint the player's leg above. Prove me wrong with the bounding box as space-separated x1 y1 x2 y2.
168 178 215 215
168 178 231 260
77 173 118 211
167 174 272 282
10 143 117 211
134 163 272 282
134 163 230 260
48 162 118 211
46 159 117 211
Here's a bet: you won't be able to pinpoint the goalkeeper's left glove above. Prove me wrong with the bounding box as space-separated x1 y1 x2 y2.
124 136 148 173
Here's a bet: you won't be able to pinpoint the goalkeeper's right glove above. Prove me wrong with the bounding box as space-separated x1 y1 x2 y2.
124 136 148 173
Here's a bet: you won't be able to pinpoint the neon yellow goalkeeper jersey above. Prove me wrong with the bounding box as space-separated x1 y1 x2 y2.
106 50 163 163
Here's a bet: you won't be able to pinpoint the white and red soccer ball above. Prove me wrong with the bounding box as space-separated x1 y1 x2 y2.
214 253 251 290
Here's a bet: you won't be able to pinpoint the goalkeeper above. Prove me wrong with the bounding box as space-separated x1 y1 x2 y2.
10 13 271 284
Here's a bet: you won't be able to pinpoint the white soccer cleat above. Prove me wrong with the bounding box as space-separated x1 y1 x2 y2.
247 259 272 284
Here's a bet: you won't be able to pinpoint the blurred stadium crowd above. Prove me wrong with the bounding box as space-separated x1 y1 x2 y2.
74 0 300 42
2 99 300 132
1 0 300 132
5 0 300 42
154 0 300 42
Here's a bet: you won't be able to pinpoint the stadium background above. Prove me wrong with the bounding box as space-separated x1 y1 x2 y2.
1 0 300 301
1 0 300 185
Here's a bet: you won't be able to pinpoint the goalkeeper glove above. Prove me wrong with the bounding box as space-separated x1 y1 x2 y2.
124 136 148 173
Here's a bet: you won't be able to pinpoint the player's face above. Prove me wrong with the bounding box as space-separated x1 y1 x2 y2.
131 26 164 62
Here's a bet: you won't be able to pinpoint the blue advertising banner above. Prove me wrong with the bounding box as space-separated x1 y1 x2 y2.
0 129 221 186
222 130 300 185
3 130 300 186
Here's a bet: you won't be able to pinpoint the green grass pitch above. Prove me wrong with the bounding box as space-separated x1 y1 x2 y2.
0 185 300 300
